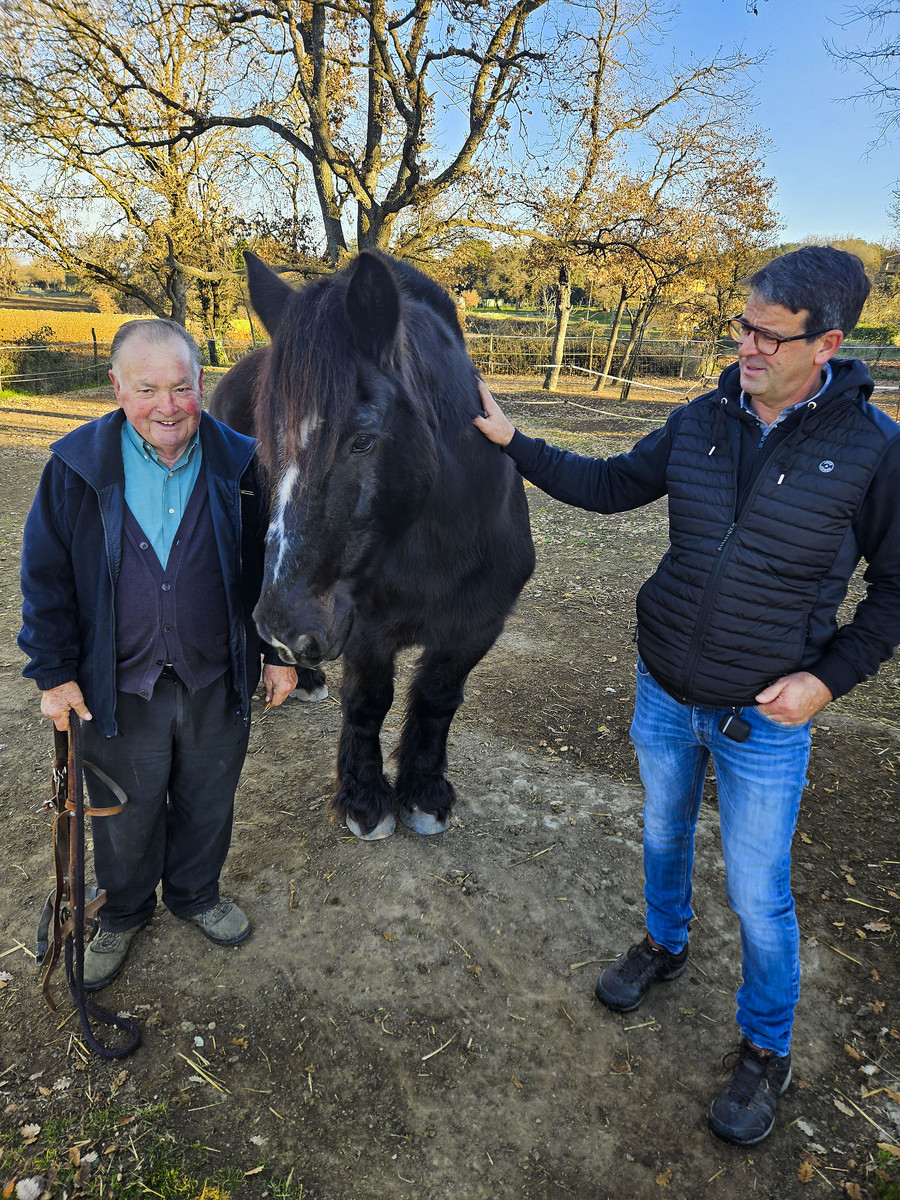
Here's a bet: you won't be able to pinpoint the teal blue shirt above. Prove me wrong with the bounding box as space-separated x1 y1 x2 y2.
120 421 203 567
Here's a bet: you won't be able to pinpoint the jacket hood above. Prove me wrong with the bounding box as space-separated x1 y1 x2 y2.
716 356 874 411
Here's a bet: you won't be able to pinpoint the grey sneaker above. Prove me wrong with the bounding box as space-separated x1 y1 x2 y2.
185 900 251 946
83 924 146 992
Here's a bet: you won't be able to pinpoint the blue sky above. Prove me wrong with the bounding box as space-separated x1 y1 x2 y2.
662 0 897 246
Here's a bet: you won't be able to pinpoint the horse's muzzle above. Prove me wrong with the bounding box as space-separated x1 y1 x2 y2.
253 587 353 668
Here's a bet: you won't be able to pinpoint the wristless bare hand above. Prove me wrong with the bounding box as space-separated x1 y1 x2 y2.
41 681 92 731
473 381 516 446
755 672 832 725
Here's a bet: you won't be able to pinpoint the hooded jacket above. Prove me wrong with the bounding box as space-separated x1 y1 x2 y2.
504 358 900 707
19 409 277 736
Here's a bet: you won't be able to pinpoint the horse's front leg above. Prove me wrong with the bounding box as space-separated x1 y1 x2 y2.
396 636 498 835
335 645 397 840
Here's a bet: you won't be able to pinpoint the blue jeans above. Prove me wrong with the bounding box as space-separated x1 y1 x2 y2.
629 660 811 1056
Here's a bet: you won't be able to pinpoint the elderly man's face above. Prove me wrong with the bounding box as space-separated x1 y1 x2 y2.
110 334 203 466
737 292 842 416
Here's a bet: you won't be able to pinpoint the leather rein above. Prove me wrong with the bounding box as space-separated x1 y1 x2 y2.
36 716 141 1059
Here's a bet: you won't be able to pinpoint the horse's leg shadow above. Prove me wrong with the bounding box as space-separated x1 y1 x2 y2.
291 666 329 702
396 637 498 835
334 648 397 840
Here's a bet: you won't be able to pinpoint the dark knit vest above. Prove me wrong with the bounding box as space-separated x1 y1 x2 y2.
636 392 890 706
115 467 230 698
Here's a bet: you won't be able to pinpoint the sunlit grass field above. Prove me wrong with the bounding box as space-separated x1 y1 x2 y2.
0 309 256 346
0 310 149 344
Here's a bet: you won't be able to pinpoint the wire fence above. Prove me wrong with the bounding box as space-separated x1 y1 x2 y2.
0 338 112 391
465 331 900 396
466 331 721 383
3 330 900 407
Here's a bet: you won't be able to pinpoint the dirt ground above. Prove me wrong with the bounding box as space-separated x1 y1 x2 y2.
0 378 898 1200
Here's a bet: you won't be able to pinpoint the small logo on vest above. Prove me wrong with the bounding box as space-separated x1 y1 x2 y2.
819 460 835 474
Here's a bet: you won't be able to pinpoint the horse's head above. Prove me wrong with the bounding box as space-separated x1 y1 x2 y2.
247 249 472 667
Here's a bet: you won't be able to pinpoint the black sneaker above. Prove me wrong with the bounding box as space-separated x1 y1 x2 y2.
595 934 689 1013
708 1038 792 1146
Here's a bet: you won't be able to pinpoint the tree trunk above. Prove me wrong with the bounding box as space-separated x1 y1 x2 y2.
542 263 571 392
619 303 653 401
197 279 214 335
167 274 188 327
357 0 386 253
162 234 188 327
616 303 647 377
593 283 628 391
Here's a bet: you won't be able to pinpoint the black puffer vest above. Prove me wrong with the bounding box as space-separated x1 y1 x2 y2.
636 360 889 706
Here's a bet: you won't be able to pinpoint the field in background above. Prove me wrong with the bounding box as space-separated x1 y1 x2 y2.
0 298 258 347
0 308 148 344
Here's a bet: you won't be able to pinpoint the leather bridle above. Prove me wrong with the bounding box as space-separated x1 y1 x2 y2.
36 716 141 1059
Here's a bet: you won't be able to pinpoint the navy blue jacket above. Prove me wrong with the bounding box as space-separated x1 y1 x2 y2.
506 359 900 706
19 409 277 736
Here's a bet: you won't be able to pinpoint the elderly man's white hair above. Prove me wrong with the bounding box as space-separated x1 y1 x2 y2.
110 318 202 377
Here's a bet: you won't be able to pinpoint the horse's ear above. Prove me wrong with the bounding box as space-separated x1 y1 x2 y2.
243 250 294 337
345 251 401 359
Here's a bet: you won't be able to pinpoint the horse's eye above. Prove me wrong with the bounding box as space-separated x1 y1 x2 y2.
351 433 376 454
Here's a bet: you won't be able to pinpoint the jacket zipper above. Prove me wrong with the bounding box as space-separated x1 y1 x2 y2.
676 417 804 701
97 486 120 737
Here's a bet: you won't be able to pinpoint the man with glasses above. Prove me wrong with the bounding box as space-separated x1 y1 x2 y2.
473 245 900 1145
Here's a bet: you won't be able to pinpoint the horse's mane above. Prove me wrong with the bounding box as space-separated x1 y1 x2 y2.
253 271 356 478
252 254 477 482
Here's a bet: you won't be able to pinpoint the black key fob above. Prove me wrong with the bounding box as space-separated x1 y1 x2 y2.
719 711 751 742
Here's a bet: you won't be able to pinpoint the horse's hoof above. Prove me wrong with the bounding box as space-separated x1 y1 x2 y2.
399 807 451 835
290 684 329 702
346 813 396 840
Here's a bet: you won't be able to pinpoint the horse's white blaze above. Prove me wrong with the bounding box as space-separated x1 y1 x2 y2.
269 463 300 582
298 413 319 447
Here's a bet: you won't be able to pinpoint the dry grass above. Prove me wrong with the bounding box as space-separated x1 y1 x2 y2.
0 310 152 345
0 309 258 347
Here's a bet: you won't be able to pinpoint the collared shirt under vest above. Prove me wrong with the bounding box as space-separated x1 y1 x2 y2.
115 430 230 700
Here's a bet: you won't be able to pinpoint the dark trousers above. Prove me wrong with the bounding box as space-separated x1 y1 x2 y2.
81 673 251 931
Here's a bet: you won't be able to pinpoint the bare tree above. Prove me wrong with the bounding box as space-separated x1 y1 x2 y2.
33 0 559 265
0 0 310 322
829 5 900 144
493 0 768 391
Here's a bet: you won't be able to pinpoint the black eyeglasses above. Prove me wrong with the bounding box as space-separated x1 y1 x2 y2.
725 316 833 356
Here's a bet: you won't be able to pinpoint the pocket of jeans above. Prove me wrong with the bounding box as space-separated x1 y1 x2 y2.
754 707 809 729
636 656 650 678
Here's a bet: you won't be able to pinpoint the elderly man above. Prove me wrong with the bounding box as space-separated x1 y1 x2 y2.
474 246 900 1145
20 319 296 991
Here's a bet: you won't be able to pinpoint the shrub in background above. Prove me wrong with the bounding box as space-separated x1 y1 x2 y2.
849 323 900 345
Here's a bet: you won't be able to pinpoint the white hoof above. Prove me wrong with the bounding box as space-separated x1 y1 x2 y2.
346 813 396 840
399 807 451 835
291 684 329 702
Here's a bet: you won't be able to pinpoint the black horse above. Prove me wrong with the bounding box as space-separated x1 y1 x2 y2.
211 250 535 839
